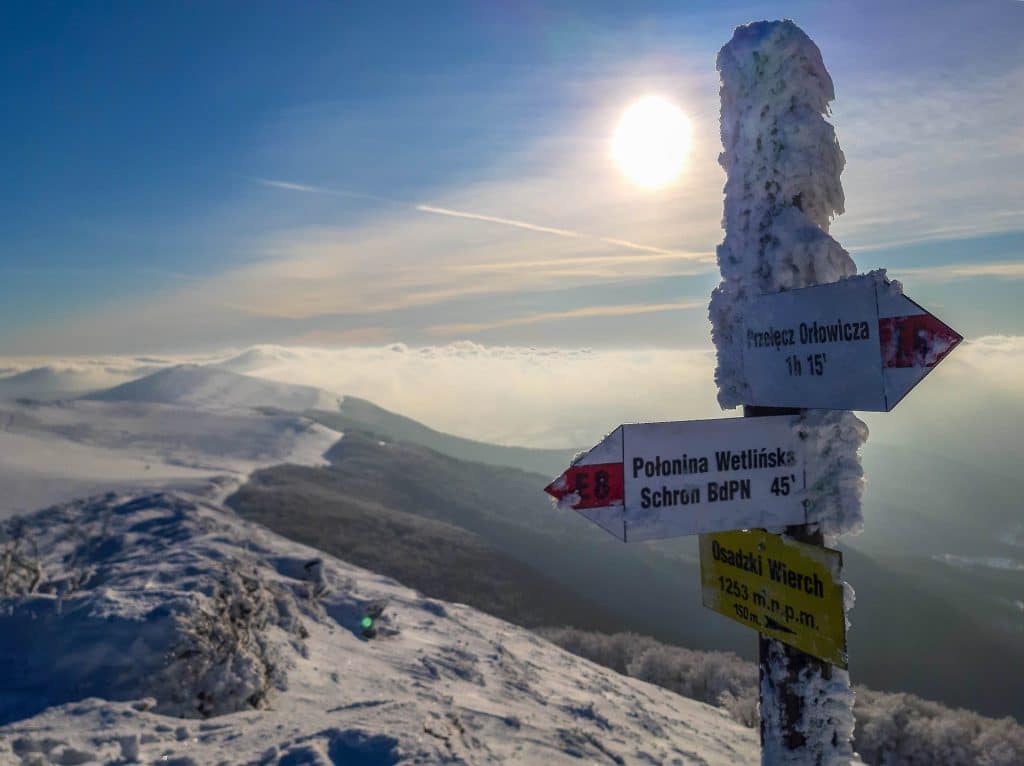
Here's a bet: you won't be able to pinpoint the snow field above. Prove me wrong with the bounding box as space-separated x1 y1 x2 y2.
0 489 759 765
0 366 342 519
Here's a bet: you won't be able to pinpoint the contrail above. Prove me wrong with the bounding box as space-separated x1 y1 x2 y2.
256 178 389 203
256 177 708 261
413 205 691 257
258 179 325 194
414 205 587 241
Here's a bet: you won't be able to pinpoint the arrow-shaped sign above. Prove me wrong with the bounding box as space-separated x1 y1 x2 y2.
545 416 809 541
700 529 847 667
740 272 962 411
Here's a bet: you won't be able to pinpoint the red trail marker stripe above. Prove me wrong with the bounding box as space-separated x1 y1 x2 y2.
544 462 624 509
878 315 962 369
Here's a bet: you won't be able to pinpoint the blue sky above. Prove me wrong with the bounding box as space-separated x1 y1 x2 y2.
2 0 1022 354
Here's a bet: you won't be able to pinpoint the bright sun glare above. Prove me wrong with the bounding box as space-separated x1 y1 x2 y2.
612 95 692 190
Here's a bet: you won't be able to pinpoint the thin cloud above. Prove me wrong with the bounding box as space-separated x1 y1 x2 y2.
831 61 1024 254
11 335 1019 453
258 177 701 261
426 300 704 336
414 204 700 259
889 261 1024 281
5 265 204 283
414 204 587 240
449 251 715 275
257 178 327 194
846 220 1024 254
255 177 387 203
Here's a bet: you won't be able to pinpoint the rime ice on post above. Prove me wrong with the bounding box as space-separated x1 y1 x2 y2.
711 19 868 542
711 20 862 763
712 19 855 409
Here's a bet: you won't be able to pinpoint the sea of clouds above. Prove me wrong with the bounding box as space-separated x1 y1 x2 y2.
0 337 1019 464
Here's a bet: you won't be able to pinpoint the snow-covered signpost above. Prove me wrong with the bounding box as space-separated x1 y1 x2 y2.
544 416 812 541
740 274 961 411
712 20 871 763
546 17 962 765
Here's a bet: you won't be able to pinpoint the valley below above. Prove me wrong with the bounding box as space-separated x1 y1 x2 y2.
0 358 1021 765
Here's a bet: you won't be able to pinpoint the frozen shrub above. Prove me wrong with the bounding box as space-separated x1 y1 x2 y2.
157 566 306 718
537 628 756 715
0 520 43 597
538 628 1024 765
854 688 1024 766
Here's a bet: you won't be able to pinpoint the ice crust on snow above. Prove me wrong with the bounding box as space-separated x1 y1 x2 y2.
0 489 759 765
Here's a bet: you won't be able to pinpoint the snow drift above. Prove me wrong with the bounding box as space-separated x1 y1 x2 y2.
0 490 758 765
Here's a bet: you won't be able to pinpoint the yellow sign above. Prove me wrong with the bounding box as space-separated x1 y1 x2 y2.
699 529 847 668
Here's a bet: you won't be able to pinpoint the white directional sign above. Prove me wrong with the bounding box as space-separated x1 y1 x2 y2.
545 416 808 541
740 273 961 411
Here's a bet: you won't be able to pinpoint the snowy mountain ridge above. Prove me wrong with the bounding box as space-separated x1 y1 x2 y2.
0 488 759 765
0 366 342 519
82 364 340 413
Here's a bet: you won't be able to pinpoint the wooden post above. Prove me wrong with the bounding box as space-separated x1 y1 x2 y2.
713 19 859 761
745 404 834 757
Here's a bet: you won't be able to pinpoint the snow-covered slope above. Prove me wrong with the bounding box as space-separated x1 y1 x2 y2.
0 371 341 518
0 362 164 402
0 490 759 765
83 364 340 413
214 345 310 374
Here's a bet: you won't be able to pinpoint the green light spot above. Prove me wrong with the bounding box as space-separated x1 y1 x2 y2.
361 616 374 629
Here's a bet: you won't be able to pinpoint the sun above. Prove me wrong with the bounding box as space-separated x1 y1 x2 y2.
612 95 692 190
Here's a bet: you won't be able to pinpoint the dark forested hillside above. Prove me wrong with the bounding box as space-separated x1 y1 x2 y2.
228 428 1024 720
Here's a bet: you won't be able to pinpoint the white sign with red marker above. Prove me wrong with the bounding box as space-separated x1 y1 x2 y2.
545 416 808 542
740 272 962 411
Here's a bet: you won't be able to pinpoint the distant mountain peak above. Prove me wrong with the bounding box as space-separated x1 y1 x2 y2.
214 345 307 373
82 364 340 413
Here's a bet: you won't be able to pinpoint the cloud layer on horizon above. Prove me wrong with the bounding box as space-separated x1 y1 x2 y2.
3 337 1022 470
